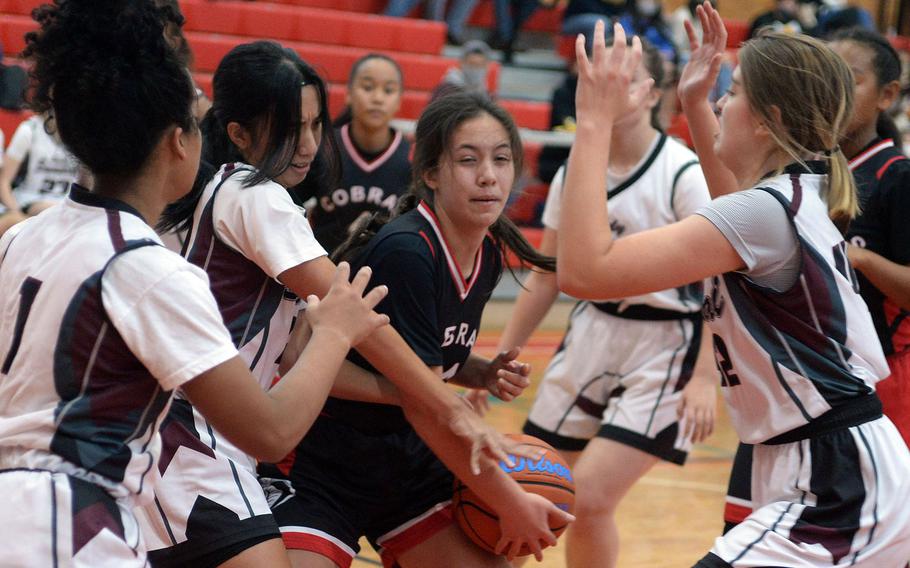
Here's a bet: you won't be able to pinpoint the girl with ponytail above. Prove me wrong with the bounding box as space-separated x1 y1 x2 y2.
558 4 910 565
145 42 561 567
269 90 574 568
0 2 388 566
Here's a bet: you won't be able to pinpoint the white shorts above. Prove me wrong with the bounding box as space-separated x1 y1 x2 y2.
0 469 147 567
701 416 910 567
134 400 279 567
524 301 702 464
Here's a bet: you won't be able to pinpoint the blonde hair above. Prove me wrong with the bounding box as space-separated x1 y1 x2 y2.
738 32 858 226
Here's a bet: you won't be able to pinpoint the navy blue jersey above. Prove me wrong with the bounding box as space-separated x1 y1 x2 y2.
847 138 910 355
309 125 412 253
321 201 502 433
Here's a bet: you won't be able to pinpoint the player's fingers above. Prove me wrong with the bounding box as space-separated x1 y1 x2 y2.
684 18 699 53
591 20 609 68
305 294 320 310
497 377 523 398
500 346 521 363
696 3 711 42
575 33 592 79
349 264 373 294
368 312 390 331
527 538 544 562
623 35 643 80
332 261 351 288
362 284 388 310
709 2 727 50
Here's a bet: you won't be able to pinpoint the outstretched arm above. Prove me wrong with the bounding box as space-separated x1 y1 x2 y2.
558 21 745 300
677 2 739 198
849 245 910 311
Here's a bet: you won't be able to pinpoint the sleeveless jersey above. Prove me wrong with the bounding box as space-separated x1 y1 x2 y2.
701 167 889 443
309 125 411 252
321 201 502 433
544 133 709 313
0 185 236 502
182 163 327 391
846 138 910 355
5 115 80 203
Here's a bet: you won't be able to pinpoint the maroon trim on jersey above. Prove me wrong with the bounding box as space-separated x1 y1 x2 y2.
105 209 126 252
788 174 803 215
876 156 907 181
848 139 894 172
341 124 403 173
415 201 483 301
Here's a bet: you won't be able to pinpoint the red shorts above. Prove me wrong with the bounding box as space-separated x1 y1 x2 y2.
878 349 910 448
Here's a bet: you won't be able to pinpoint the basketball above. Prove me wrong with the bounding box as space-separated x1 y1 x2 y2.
452 434 575 556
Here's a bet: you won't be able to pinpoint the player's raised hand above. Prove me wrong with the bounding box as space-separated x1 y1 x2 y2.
574 20 651 129
484 347 531 403
304 262 389 348
678 1 728 108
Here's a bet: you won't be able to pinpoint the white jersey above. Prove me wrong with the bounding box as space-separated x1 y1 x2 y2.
0 185 237 503
697 166 888 444
5 115 80 205
544 133 709 313
182 163 327 391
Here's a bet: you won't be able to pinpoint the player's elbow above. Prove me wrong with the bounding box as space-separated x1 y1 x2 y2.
248 431 297 463
557 270 602 299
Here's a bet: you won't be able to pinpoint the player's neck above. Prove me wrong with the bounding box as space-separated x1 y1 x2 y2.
841 121 879 161
92 174 168 227
609 125 658 175
350 121 394 155
433 208 485 278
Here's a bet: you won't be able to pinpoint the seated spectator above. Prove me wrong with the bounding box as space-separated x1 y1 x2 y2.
0 114 81 236
748 0 804 38
561 0 629 37
383 0 479 45
435 39 495 96
490 0 561 64
619 0 679 64
814 0 874 38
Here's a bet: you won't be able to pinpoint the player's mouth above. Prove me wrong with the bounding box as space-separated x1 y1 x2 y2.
290 161 311 175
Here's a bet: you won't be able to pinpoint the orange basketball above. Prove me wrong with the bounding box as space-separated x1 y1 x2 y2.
452 434 575 556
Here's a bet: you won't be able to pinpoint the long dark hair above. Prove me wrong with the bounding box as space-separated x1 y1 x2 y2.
333 53 404 128
333 91 555 276
25 0 196 177
159 41 339 233
829 27 904 151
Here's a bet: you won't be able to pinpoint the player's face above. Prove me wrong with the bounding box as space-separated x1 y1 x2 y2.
171 120 202 203
830 40 885 142
714 67 768 180
427 113 514 232
274 85 323 188
348 59 402 131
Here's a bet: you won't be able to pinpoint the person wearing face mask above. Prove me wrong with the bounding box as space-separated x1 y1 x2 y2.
618 0 679 66
747 0 804 38
438 40 494 95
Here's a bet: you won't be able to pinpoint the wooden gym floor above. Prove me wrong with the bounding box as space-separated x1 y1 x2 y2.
352 300 738 568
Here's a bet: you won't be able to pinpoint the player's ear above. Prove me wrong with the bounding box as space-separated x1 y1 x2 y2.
422 167 439 191
166 125 188 161
227 121 253 154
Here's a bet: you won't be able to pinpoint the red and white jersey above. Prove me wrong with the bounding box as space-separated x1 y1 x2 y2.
544 133 709 313
699 166 888 443
5 115 80 204
182 163 327 390
0 185 237 502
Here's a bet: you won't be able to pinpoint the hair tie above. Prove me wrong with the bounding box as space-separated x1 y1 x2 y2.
823 145 841 157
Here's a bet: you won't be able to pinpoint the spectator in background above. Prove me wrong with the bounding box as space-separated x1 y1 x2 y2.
561 0 629 37
814 0 874 38
619 0 679 64
747 0 803 38
436 39 494 95
383 0 480 46
490 0 564 64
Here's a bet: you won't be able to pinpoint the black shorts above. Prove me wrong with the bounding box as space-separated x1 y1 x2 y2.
260 415 455 567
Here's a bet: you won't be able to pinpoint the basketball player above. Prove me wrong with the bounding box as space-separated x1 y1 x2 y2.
719 25 910 533
496 36 715 568
559 13 910 567
143 42 555 567
0 113 81 233
307 54 411 253
0 2 388 566
266 91 575 568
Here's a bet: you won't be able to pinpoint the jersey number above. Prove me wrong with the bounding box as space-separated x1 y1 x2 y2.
2 277 43 374
712 333 741 387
